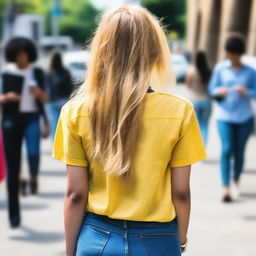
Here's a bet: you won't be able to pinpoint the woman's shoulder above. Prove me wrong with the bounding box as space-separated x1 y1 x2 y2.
147 92 194 117
2 64 19 74
214 60 230 71
151 91 192 105
61 96 89 121
242 64 256 74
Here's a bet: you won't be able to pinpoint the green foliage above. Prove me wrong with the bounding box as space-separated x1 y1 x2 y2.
60 0 99 44
0 0 100 44
142 0 186 38
0 0 52 38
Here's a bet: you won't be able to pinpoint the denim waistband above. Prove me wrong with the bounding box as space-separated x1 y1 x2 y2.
84 212 177 236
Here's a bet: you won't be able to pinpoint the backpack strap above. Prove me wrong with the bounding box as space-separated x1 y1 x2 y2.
33 67 49 124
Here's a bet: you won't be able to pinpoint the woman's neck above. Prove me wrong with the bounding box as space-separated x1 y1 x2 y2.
17 63 30 70
231 59 242 70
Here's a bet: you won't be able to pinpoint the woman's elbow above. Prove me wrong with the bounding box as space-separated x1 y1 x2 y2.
172 188 190 202
65 190 87 205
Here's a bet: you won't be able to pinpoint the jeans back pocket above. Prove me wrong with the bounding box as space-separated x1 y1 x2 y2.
76 224 110 256
139 233 181 256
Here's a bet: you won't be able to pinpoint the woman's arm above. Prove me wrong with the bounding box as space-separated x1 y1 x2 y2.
0 92 21 104
64 165 88 256
30 87 48 103
0 94 6 104
171 165 191 245
239 69 256 97
185 68 194 89
208 67 229 98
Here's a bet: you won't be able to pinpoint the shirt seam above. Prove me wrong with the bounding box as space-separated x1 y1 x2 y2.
53 152 88 166
152 92 193 105
170 153 207 167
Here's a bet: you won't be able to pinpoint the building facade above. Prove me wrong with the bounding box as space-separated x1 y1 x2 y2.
186 0 256 66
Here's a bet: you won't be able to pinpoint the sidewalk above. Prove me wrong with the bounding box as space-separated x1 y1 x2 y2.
0 85 256 256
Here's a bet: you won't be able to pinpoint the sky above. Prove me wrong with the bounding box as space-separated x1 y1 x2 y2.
91 0 140 9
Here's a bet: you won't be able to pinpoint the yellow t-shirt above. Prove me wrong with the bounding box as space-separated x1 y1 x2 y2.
53 92 207 222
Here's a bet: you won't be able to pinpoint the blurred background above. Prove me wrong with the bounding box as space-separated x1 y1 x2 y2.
0 0 256 255
0 0 187 82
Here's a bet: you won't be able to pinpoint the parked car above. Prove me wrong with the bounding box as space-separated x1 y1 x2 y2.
41 36 74 53
63 50 90 83
172 54 189 83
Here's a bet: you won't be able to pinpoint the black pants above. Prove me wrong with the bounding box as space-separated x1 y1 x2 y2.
2 113 40 224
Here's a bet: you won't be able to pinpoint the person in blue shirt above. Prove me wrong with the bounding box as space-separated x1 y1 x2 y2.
208 36 256 203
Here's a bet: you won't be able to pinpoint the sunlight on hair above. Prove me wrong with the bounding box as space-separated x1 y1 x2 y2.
73 5 174 176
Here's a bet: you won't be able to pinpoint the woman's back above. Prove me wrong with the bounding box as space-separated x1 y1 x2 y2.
188 67 209 101
52 5 206 256
47 51 72 102
54 91 206 222
47 68 72 102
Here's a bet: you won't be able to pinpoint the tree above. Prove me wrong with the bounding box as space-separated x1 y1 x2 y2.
0 0 52 39
0 0 100 44
59 0 100 44
142 0 186 38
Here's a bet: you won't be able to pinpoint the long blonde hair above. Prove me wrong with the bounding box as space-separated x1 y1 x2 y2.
75 5 173 176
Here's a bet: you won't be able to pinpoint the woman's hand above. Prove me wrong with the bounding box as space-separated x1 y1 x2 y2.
235 85 248 96
217 87 229 97
4 92 21 103
30 87 48 103
41 120 51 139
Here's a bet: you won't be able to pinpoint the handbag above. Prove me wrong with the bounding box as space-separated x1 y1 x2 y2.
33 67 51 139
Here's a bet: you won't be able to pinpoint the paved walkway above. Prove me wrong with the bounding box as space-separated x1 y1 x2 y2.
0 85 256 256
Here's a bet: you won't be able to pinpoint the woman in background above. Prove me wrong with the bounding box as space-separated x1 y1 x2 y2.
47 51 72 139
186 51 212 145
0 37 47 227
209 36 256 202
53 6 206 256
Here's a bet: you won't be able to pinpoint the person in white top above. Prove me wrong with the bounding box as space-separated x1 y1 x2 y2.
0 37 48 228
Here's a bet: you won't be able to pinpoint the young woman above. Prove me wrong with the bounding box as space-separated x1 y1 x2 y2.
46 51 72 139
186 51 212 145
209 36 256 202
53 6 206 256
0 37 47 227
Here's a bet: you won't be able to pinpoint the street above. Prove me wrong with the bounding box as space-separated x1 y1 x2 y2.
0 85 256 256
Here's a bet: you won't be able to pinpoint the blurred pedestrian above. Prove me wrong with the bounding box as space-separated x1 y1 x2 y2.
46 51 72 139
185 51 212 145
208 36 256 203
53 6 206 256
0 128 6 183
0 37 48 228
0 94 7 184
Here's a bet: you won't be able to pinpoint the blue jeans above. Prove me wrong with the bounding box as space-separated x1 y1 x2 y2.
76 212 181 256
217 118 254 186
24 113 40 177
46 99 66 139
193 100 212 145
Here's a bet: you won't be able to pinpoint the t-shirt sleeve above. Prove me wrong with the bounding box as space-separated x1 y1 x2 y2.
169 104 207 168
52 106 88 167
